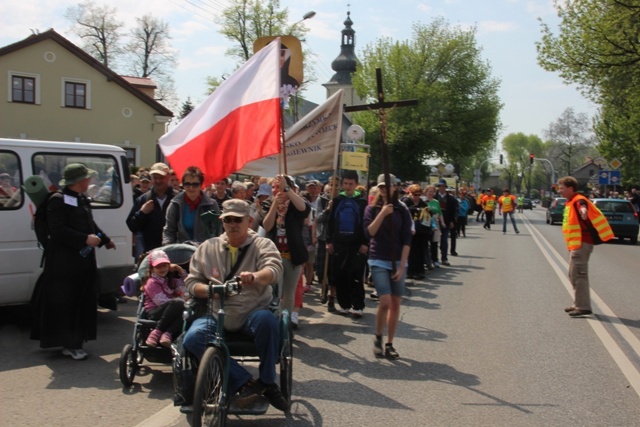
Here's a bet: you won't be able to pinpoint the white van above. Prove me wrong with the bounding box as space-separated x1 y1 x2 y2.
0 138 134 307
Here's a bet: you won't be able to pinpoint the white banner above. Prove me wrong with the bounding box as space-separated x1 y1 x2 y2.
239 89 344 177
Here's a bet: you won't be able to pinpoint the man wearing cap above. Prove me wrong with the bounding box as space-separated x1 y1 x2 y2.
183 199 289 411
31 163 116 360
126 162 177 254
436 179 459 264
481 188 497 230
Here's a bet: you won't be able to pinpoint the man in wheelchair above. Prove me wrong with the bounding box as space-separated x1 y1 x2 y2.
182 199 289 411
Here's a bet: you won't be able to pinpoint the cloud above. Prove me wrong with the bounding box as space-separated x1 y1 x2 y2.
526 0 557 17
479 20 518 34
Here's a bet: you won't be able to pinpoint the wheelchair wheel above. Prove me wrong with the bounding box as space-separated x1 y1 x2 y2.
192 347 227 427
280 311 293 402
119 344 138 387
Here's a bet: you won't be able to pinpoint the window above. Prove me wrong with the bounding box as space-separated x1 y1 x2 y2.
12 76 35 103
32 153 123 208
61 78 91 109
65 82 86 108
0 151 23 210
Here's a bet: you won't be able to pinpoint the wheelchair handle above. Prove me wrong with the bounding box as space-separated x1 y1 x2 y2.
207 276 242 299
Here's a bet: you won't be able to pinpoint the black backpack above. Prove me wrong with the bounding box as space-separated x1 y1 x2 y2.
34 191 62 252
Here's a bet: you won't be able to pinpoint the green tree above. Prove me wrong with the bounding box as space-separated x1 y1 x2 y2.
352 18 502 182
213 0 315 93
502 133 545 193
178 97 195 120
536 0 640 183
65 1 124 68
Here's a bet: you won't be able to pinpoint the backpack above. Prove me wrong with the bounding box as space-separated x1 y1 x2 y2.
34 191 62 251
334 196 361 240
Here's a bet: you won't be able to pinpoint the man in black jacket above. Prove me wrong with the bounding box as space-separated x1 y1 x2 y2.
126 162 177 255
326 170 369 317
436 179 459 265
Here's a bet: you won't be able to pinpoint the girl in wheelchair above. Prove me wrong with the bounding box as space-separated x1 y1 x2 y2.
143 249 189 347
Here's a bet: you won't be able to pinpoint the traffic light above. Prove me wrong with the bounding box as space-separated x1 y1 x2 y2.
499 154 503 164
529 153 534 164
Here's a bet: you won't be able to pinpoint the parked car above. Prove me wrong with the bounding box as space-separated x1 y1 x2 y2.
546 197 566 225
522 198 533 210
592 198 639 245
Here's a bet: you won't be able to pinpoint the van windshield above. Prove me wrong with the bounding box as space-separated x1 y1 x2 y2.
32 153 123 208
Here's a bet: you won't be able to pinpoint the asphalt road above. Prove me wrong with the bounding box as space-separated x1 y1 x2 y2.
2 208 640 427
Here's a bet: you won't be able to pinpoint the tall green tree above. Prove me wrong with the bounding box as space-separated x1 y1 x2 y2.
352 18 502 182
502 132 544 194
536 0 640 183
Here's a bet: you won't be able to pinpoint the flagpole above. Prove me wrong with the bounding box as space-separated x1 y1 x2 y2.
280 104 288 176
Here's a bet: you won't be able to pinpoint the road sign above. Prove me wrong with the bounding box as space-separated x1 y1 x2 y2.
598 170 621 185
610 158 622 169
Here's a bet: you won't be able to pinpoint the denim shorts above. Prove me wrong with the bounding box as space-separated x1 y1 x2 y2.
370 265 406 297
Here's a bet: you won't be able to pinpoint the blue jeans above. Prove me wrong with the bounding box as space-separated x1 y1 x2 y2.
502 211 519 233
183 309 279 395
370 265 406 297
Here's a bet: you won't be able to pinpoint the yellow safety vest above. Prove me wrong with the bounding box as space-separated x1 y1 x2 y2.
500 195 515 212
562 194 614 250
483 195 496 211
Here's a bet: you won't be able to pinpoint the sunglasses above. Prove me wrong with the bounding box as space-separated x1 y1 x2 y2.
182 182 201 188
222 216 245 224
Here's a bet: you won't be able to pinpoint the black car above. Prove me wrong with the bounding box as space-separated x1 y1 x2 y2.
522 198 533 210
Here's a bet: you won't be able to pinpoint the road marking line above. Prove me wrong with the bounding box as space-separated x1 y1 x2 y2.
134 402 183 427
523 217 640 399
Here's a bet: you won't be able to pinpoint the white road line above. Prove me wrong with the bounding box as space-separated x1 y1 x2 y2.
134 402 183 427
523 216 640 399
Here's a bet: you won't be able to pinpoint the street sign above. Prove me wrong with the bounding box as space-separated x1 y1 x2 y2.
598 170 621 185
610 158 622 169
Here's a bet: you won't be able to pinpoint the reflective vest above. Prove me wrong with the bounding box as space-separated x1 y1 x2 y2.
562 194 614 250
517 196 524 206
483 195 496 211
499 195 515 213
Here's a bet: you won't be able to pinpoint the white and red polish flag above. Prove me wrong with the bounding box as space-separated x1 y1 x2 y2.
159 38 281 186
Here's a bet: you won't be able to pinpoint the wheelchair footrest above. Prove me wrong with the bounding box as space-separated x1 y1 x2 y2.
228 396 270 415
179 405 193 414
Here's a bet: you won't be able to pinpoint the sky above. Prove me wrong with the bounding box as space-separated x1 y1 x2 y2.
0 0 597 146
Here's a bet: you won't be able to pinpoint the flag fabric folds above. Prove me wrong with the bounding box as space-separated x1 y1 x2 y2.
239 89 344 177
159 39 281 185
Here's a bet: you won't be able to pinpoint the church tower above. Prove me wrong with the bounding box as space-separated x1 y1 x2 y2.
323 10 362 107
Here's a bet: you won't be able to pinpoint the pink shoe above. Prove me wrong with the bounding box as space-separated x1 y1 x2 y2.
303 285 312 293
146 328 162 347
159 332 173 348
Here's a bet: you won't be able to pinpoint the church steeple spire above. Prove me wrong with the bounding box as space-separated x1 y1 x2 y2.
328 10 358 85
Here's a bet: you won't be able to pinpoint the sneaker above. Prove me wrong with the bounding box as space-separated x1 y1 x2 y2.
441 260 451 266
336 307 350 315
159 332 172 348
516 230 520 234
384 344 400 360
291 311 299 329
451 252 458 256
373 335 383 357
327 301 337 313
62 348 88 360
427 263 435 270
231 379 264 409
303 285 312 293
145 328 162 347
350 308 363 318
434 261 441 268
259 381 290 412
370 291 379 300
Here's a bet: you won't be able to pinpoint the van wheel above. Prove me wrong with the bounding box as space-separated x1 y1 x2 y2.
631 235 638 245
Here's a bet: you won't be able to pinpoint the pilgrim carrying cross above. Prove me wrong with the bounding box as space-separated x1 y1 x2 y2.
344 68 418 271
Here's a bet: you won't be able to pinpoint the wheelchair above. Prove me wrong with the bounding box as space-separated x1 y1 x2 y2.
119 243 197 388
189 277 293 427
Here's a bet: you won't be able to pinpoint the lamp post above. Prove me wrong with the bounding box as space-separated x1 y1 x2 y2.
289 10 316 34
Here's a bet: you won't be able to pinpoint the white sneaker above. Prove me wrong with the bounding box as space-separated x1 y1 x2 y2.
434 261 441 268
350 308 363 318
62 348 88 360
291 311 299 328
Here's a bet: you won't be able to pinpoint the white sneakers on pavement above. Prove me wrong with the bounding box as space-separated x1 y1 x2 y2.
62 348 88 360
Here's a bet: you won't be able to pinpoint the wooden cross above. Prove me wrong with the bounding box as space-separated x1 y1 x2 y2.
344 68 418 271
